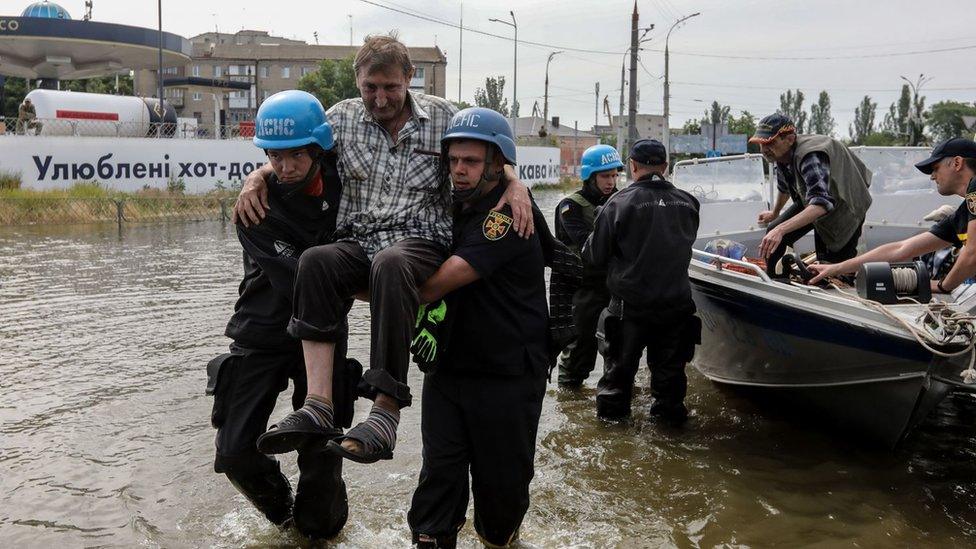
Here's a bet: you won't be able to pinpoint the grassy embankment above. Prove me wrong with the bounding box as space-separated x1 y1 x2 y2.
0 171 237 225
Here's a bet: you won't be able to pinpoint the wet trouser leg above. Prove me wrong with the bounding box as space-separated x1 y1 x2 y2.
209 343 352 537
407 374 470 548
359 238 446 407
211 347 297 525
646 320 691 421
408 370 546 547
558 285 611 386
596 318 648 419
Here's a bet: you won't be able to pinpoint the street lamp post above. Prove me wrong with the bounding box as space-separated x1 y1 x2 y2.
663 12 700 159
489 11 517 127
899 73 930 146
541 50 563 136
157 0 164 117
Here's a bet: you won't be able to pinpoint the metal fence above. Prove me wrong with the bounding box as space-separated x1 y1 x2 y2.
0 116 252 140
0 197 235 226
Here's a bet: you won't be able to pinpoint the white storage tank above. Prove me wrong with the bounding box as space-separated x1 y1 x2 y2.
24 89 178 138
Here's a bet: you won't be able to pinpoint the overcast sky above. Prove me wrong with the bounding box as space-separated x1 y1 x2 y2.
55 0 976 137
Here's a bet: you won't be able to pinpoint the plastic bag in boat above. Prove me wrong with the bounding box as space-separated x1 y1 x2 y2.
704 239 747 260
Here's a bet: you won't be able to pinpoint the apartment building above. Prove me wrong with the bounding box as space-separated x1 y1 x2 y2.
135 30 448 126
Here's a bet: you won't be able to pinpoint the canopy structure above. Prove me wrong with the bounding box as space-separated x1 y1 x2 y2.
0 4 190 81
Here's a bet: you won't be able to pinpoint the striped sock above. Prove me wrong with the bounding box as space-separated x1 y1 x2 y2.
361 405 400 452
299 394 334 429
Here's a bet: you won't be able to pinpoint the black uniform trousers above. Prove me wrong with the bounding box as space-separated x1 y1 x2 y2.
288 238 447 407
596 312 699 420
211 216 356 539
765 202 862 277
407 367 546 548
557 283 611 386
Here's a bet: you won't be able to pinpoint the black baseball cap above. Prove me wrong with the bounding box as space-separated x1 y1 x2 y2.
630 138 667 165
749 113 796 144
915 137 976 174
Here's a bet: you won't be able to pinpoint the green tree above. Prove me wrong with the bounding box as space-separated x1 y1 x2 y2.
451 100 473 110
1 76 28 118
862 131 900 146
925 100 976 143
881 84 912 143
473 76 509 117
779 89 807 133
849 95 877 145
727 110 757 153
64 74 134 95
298 56 359 109
681 118 701 134
809 90 835 136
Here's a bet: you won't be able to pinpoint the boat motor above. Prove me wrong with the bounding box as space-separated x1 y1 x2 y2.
856 261 931 304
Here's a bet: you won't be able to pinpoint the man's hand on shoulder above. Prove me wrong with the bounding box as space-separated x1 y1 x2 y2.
494 165 535 239
232 164 273 227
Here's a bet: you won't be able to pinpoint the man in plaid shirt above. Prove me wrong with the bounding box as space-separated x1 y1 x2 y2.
234 34 535 463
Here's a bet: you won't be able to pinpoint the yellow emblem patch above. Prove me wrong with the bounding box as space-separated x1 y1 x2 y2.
968 193 976 216
483 210 513 241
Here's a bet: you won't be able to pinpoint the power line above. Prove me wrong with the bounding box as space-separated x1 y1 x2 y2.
668 80 976 93
644 43 976 61
362 0 976 62
360 0 627 55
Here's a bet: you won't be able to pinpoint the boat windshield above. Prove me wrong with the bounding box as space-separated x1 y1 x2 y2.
671 154 768 204
849 147 934 197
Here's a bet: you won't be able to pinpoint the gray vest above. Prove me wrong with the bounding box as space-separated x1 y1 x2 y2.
791 135 873 251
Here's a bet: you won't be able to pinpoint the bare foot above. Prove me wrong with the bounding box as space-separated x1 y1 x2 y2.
340 439 364 455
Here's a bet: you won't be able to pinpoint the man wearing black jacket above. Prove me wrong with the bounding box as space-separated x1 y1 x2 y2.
583 138 701 423
207 90 359 539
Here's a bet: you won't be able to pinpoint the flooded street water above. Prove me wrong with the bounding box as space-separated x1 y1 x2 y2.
3 188 976 548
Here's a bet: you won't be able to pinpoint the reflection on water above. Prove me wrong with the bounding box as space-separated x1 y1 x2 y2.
2 189 976 547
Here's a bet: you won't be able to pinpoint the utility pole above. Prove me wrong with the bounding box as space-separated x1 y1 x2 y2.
664 12 700 158
489 12 517 127
348 15 353 46
618 61 625 157
594 82 600 130
541 51 562 137
627 2 639 157
574 120 579 176
458 2 463 102
157 0 164 137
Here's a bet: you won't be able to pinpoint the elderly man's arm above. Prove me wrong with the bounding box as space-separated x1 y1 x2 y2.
493 165 535 238
232 163 276 227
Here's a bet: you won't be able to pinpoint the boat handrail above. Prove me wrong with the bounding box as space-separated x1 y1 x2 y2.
691 249 772 283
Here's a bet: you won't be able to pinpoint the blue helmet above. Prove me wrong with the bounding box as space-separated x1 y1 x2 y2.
580 144 623 181
253 90 334 151
441 107 516 164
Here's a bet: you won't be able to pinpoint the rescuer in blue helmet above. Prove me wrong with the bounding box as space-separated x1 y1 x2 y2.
207 89 360 540
406 107 552 548
553 143 622 388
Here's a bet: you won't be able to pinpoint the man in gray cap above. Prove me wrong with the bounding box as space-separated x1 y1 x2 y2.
582 139 701 424
751 113 873 277
809 137 976 293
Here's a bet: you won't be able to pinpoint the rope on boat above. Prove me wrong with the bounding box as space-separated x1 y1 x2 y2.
891 267 921 294
826 283 976 384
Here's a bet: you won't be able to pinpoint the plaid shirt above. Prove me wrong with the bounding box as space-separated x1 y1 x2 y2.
776 150 834 212
326 92 458 258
